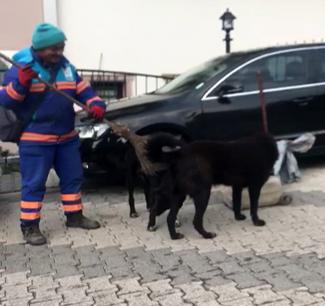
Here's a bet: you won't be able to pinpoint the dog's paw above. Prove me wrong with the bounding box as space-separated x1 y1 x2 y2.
235 214 246 221
130 212 139 218
171 232 184 240
203 232 216 239
253 219 266 226
175 219 181 228
147 225 157 232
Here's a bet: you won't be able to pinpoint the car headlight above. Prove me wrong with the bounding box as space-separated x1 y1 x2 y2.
77 123 109 139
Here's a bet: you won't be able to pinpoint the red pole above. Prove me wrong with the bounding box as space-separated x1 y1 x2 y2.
256 71 269 134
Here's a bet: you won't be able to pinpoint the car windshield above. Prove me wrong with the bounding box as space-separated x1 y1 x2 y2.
155 55 231 94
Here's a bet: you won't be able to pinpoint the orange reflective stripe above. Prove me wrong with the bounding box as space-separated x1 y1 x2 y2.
21 201 42 209
61 193 81 201
86 96 102 107
30 83 46 92
20 132 58 142
56 81 76 90
59 130 78 141
63 204 83 212
20 212 41 220
6 83 25 101
20 131 78 142
76 81 89 94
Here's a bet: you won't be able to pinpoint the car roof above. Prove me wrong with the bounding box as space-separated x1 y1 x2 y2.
227 43 325 61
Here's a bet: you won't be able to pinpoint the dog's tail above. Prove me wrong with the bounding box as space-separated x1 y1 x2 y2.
146 132 184 164
255 133 279 164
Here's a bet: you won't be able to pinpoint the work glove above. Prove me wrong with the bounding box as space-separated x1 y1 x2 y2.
18 65 38 88
89 105 105 121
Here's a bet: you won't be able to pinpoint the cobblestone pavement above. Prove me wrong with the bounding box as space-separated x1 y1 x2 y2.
2 163 325 305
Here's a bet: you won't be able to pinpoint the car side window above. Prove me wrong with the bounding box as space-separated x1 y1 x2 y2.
215 51 309 95
311 49 325 83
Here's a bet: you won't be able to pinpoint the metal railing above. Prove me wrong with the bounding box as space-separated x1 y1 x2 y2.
0 68 175 101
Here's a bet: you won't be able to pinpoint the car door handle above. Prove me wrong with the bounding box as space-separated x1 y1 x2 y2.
292 96 313 104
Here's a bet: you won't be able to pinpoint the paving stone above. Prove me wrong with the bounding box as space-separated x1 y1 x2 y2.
144 279 175 299
122 291 159 306
5 271 29 286
59 287 93 305
153 291 192 306
208 281 249 303
194 269 222 281
29 261 54 276
226 272 266 289
52 253 76 265
243 285 285 305
86 275 115 293
167 265 197 285
300 275 325 293
30 300 61 306
115 278 148 296
57 275 85 288
204 275 231 287
81 264 107 279
2 284 33 300
220 298 254 306
107 266 137 281
263 252 293 267
2 297 34 306
92 288 125 305
176 281 218 304
256 271 300 291
54 264 80 278
231 251 262 266
245 259 272 273
218 260 246 275
29 288 61 304
281 287 324 305
51 244 73 255
203 249 230 264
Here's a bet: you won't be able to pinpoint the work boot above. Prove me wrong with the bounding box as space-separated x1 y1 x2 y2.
21 224 47 246
66 211 100 229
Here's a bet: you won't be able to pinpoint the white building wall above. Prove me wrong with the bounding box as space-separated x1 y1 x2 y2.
56 0 325 75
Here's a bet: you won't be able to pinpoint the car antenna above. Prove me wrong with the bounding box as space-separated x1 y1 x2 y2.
256 71 269 134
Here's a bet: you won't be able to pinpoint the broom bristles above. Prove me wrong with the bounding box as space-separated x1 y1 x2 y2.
108 121 164 175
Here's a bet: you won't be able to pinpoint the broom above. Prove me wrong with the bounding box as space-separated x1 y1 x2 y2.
0 52 161 175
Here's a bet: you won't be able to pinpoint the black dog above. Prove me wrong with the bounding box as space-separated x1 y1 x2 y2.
125 144 152 218
146 133 279 240
125 134 183 219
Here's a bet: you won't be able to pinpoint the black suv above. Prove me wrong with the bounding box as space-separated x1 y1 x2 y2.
78 43 325 174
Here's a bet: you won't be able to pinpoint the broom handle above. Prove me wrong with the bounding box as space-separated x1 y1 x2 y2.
0 52 127 134
0 52 88 110
256 71 269 134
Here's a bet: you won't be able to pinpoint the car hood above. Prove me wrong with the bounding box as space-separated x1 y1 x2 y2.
107 94 174 112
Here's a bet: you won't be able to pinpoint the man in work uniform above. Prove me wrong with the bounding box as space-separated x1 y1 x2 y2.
0 23 106 245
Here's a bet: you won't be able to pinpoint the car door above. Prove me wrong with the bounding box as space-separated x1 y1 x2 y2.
200 48 317 141
307 47 325 149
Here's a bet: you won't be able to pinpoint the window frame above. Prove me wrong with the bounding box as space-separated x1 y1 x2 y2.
202 46 325 101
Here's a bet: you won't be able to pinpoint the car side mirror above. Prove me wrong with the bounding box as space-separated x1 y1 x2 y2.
218 82 244 96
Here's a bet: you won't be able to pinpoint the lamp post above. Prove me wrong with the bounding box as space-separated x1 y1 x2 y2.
220 8 236 54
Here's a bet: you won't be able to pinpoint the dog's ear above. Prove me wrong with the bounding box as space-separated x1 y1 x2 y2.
162 145 182 153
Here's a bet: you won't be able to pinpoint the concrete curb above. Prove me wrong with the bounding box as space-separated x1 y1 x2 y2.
0 169 59 193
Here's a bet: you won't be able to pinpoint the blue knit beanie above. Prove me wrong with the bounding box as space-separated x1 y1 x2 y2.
32 23 66 50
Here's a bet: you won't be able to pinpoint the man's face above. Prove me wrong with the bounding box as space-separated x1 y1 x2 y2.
35 42 65 65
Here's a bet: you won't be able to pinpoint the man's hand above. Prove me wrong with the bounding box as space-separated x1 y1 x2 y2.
89 105 105 121
18 65 38 88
